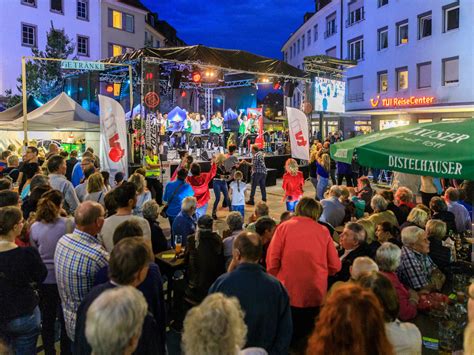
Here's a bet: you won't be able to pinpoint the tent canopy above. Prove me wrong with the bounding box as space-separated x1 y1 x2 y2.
0 93 100 132
103 45 307 79
0 96 40 122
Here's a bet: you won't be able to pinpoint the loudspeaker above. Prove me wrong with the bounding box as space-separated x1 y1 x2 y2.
284 82 295 97
170 70 183 89
201 150 211 161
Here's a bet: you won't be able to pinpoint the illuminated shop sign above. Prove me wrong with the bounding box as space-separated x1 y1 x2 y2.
370 95 435 108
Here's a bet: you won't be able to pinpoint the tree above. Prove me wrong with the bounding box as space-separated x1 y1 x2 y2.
6 26 75 107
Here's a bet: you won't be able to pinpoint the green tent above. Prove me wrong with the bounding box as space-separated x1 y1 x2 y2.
330 119 474 180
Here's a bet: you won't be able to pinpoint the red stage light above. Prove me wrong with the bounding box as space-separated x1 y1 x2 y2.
273 82 281 90
105 84 114 93
145 72 154 80
181 90 187 97
192 71 202 83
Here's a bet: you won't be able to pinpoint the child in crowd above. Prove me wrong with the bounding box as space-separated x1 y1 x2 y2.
349 187 366 219
229 171 247 218
282 158 304 212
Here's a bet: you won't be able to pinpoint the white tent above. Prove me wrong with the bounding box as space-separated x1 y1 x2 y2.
0 92 100 131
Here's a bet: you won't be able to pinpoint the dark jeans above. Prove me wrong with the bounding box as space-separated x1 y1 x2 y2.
249 172 267 202
290 306 320 354
168 216 176 233
39 283 71 355
213 180 231 214
337 173 353 187
330 168 337 185
146 177 163 205
1 306 41 355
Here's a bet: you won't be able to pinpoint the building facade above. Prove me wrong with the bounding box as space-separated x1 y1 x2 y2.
282 0 474 137
0 0 185 96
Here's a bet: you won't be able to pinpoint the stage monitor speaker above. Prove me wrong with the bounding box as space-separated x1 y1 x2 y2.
284 82 295 97
201 150 211 162
159 154 167 162
170 70 183 89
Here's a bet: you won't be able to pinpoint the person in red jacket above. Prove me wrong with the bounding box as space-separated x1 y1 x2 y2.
266 197 341 352
282 159 304 212
186 158 217 218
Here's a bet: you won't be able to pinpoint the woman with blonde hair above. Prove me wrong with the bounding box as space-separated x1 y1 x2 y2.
282 158 304 212
316 153 330 200
128 172 152 217
84 172 106 206
400 208 429 230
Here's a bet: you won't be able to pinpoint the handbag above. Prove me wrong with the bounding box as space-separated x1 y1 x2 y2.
160 182 184 218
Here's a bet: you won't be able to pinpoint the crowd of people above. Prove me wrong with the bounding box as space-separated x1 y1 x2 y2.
0 140 473 355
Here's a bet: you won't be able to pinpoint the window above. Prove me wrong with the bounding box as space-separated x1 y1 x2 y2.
297 39 300 54
293 43 296 57
444 2 459 32
77 0 88 20
442 57 459 85
108 9 134 32
307 30 311 45
348 6 364 26
50 0 63 13
417 62 431 88
348 37 364 61
77 35 89 56
326 46 337 58
21 0 36 7
325 13 336 38
378 27 388 50
313 24 318 42
396 67 408 91
418 12 432 39
378 0 388 7
109 43 123 57
302 35 305 50
347 76 364 102
378 71 388 93
397 20 409 45
155 40 160 48
21 23 36 47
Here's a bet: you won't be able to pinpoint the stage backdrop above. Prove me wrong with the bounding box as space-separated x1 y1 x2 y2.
247 108 264 149
287 107 309 161
99 95 128 183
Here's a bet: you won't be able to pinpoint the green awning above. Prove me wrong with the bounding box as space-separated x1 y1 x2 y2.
330 119 474 180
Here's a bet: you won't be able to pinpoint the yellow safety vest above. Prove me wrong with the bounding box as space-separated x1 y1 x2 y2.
145 155 161 177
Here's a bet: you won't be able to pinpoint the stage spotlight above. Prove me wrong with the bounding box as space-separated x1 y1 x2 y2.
181 90 187 97
105 84 114 93
192 71 202 83
216 98 222 104
260 77 270 83
272 78 281 90
145 71 154 80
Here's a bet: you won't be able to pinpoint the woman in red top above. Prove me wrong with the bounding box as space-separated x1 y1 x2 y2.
282 159 304 212
266 197 341 350
186 158 217 218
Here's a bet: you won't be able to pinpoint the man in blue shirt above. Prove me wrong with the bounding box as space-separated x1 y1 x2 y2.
209 232 292 354
172 196 198 247
163 168 194 232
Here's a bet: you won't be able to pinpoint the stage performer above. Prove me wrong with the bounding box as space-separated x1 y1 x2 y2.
282 158 304 212
187 157 217 219
210 112 224 149
158 112 169 145
237 110 249 148
184 112 193 150
191 113 204 149
242 144 267 205
143 146 163 205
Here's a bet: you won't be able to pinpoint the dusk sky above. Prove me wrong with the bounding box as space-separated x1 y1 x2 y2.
142 0 315 59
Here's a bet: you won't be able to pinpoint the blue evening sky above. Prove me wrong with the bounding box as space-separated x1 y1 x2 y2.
142 0 315 59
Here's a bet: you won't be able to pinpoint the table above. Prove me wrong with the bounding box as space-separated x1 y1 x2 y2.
155 249 187 311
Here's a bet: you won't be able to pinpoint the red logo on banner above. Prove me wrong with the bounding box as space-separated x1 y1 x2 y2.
144 92 160 109
295 131 307 146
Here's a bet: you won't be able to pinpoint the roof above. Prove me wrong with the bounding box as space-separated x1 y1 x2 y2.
118 0 149 12
103 45 307 79
0 93 99 132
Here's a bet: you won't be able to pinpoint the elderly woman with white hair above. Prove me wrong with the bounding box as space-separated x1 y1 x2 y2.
171 196 198 248
367 194 399 227
397 226 445 292
400 207 429 231
223 212 244 268
85 286 148 355
142 200 168 254
376 242 418 321
182 293 266 355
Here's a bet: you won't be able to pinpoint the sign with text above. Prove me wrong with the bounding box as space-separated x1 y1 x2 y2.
287 107 310 161
61 60 105 71
370 95 435 108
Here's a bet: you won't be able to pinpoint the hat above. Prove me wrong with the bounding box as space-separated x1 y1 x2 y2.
198 215 213 230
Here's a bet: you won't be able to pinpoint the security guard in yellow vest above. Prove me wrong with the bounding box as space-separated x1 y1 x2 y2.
144 146 163 205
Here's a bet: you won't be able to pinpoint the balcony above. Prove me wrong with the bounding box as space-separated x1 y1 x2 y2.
324 25 337 39
346 92 364 102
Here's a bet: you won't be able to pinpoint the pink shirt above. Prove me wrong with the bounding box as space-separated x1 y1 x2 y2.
266 216 341 308
381 271 417 321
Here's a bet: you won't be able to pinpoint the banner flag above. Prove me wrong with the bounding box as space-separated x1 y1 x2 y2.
99 95 128 183
247 108 264 149
287 107 309 161
145 112 159 151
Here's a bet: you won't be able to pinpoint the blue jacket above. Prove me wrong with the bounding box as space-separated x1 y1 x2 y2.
163 179 194 217
209 263 292 354
171 211 197 247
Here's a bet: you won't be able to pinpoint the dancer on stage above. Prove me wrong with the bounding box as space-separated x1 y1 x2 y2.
184 112 193 150
191 113 205 150
237 110 248 148
158 113 169 144
210 111 224 149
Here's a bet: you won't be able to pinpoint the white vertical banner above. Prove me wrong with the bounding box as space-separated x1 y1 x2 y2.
99 95 128 182
286 107 310 161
